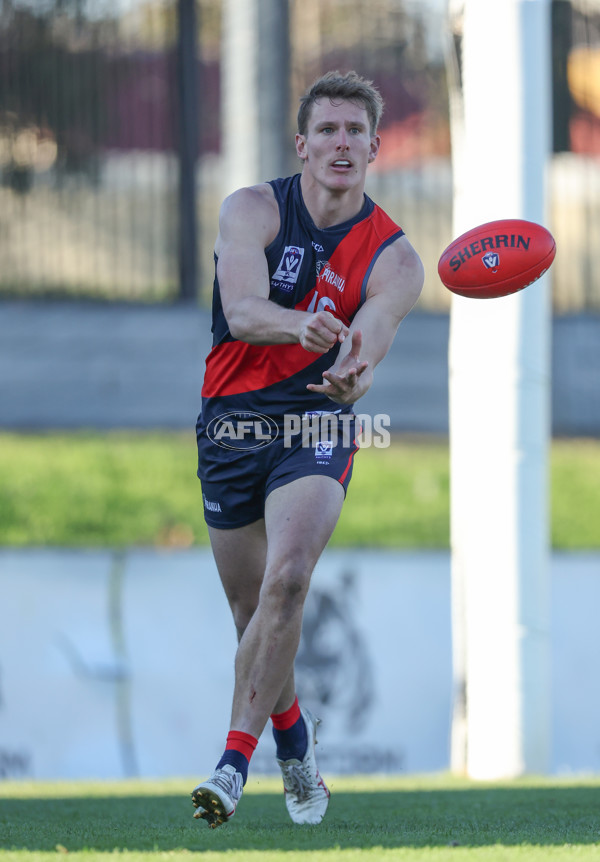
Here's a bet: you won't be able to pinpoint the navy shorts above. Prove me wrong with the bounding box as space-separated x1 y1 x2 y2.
196 411 360 529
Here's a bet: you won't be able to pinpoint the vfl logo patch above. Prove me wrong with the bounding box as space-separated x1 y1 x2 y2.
482 252 500 270
315 441 333 459
273 246 305 286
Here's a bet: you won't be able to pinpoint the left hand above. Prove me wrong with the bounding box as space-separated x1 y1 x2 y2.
306 330 371 404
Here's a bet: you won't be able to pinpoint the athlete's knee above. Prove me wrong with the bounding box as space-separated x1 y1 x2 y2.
260 556 312 619
263 556 312 607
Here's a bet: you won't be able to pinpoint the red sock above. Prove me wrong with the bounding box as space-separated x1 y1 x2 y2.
225 730 258 762
217 730 258 784
271 695 301 730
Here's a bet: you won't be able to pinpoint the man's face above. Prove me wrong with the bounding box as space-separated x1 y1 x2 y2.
295 98 380 193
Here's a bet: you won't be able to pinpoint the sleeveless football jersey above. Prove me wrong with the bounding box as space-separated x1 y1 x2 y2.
199 173 403 427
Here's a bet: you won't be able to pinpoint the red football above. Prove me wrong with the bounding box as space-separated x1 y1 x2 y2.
438 219 556 299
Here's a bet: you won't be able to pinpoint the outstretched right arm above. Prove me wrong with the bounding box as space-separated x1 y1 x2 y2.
216 185 348 353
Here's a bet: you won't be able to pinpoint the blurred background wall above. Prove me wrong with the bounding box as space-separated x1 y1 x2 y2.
0 0 598 432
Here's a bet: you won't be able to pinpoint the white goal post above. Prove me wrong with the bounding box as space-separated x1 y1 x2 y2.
446 0 553 778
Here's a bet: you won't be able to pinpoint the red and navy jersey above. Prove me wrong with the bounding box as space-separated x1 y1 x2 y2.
199 173 403 425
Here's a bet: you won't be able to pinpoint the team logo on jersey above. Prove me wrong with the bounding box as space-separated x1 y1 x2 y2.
272 245 305 289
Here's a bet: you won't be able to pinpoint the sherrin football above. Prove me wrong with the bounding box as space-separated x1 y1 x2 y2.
438 218 556 299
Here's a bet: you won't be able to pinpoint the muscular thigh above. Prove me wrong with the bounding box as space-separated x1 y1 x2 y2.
264 474 345 581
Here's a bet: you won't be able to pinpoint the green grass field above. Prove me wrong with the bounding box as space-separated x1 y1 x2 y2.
0 432 599 549
1 775 600 861
1 436 599 861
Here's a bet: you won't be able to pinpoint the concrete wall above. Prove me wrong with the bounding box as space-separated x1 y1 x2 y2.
0 301 599 435
1 548 599 780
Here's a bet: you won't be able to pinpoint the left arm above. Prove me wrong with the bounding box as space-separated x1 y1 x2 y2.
307 234 425 404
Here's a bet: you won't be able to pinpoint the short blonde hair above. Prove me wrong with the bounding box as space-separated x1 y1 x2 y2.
297 70 384 137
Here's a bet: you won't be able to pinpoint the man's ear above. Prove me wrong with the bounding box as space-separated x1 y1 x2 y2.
295 133 308 161
368 134 381 164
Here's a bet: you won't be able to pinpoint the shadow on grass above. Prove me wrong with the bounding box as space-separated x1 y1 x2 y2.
1 785 600 851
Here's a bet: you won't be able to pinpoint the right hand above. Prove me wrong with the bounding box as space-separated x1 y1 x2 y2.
299 310 349 354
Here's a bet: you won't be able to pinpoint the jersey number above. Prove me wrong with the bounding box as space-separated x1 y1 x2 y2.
307 291 336 314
